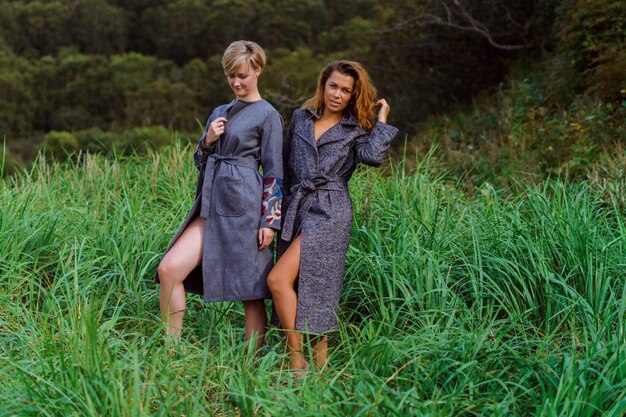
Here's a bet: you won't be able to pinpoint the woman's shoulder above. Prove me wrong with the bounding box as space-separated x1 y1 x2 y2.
254 100 283 125
248 99 281 121
289 107 309 122
254 99 279 114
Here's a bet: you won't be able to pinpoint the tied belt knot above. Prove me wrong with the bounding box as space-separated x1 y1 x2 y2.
199 153 259 218
299 179 317 192
281 176 347 241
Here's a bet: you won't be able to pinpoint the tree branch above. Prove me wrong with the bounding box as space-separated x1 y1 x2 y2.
379 0 532 51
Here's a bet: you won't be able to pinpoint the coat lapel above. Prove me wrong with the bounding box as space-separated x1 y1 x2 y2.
213 100 236 154
316 110 359 147
225 99 251 121
218 100 236 118
294 107 319 150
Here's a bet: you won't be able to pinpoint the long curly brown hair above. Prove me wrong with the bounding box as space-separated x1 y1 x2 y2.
302 60 377 131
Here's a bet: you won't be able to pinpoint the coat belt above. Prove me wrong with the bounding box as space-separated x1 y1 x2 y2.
200 154 259 218
281 177 347 241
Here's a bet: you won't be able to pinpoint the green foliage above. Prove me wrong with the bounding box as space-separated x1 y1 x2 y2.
552 0 626 102
108 52 160 91
140 0 213 64
125 80 199 131
0 1 72 57
180 58 217 110
35 49 114 131
41 131 79 160
263 47 330 113
118 126 182 154
32 126 190 162
254 0 329 50
0 66 36 137
1 147 625 414
365 0 547 128
0 146 25 176
408 70 626 189
586 48 626 103
71 0 128 55
75 127 118 153
317 17 375 54
0 48 36 137
587 144 626 210
557 0 626 72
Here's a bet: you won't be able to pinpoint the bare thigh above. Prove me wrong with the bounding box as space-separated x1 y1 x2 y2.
268 235 302 289
159 216 204 284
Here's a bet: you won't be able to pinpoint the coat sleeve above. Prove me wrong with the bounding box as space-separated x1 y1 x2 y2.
194 109 218 171
354 121 399 167
259 110 284 230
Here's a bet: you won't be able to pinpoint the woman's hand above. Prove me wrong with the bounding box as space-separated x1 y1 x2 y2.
205 117 228 146
375 99 390 124
258 227 275 251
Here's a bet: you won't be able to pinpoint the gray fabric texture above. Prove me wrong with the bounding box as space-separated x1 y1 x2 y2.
155 98 283 302
278 107 398 333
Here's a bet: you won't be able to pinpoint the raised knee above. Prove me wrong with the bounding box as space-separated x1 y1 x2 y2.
157 260 176 282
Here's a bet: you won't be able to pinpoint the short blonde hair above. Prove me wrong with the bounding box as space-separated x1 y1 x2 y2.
222 40 266 74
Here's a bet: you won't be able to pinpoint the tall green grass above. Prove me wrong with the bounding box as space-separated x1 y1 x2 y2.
1 144 625 416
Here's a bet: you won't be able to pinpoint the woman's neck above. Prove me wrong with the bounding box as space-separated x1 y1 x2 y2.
320 107 342 123
237 91 262 102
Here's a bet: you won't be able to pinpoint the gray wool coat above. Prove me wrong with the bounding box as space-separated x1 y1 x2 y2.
155 99 283 302
278 107 398 333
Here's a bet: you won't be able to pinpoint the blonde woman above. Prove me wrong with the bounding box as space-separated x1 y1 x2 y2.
268 61 398 374
156 41 283 349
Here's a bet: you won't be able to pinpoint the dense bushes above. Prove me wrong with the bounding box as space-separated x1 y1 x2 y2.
407 74 625 189
37 126 183 162
42 131 79 160
550 0 626 103
388 0 626 188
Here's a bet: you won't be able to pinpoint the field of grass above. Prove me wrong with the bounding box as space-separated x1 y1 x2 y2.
1 144 625 416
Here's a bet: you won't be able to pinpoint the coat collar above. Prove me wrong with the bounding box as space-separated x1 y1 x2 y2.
294 106 361 149
304 106 359 127
216 99 236 117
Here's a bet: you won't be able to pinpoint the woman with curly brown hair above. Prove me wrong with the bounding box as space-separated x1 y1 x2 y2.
267 60 398 375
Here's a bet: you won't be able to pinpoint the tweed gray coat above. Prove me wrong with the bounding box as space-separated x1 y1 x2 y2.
155 99 283 302
279 107 398 333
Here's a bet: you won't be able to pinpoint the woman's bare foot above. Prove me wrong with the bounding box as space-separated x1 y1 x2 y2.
290 352 310 379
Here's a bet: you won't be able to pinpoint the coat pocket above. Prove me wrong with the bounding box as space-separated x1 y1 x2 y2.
215 176 245 217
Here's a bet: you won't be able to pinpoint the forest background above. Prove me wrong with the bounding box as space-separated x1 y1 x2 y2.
1 0 624 187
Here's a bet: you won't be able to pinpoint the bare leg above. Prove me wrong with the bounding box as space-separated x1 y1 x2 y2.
242 299 267 351
157 216 204 341
267 235 309 375
311 335 328 369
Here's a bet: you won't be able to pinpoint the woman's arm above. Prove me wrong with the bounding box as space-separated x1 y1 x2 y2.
258 110 284 232
354 99 399 167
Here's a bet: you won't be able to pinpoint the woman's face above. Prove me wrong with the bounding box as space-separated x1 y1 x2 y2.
323 70 355 115
227 64 261 100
